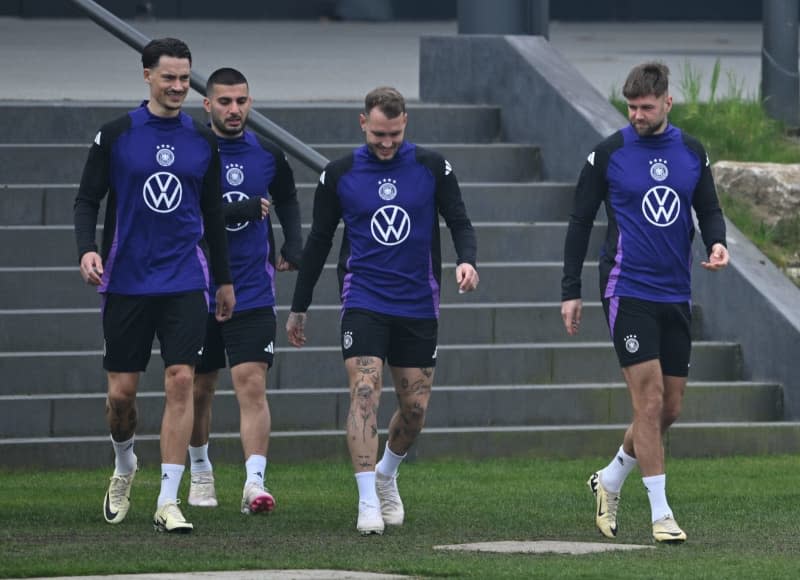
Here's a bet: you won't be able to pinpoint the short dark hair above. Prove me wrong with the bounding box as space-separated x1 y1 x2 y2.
141 37 192 69
364 86 406 118
622 62 670 99
206 67 249 94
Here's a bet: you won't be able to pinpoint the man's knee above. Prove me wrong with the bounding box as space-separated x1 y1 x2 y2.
661 376 686 429
352 381 381 410
106 392 135 415
165 365 194 404
166 364 193 384
400 397 428 421
232 364 267 402
629 383 664 423
194 372 216 399
105 383 138 439
661 402 682 428
107 372 138 404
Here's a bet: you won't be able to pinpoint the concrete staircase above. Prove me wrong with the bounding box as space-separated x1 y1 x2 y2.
0 102 794 469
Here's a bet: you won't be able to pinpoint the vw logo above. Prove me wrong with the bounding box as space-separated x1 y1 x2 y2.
370 205 411 246
223 191 250 231
143 172 182 213
642 186 680 227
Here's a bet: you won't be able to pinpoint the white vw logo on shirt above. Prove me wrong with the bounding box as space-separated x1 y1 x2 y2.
370 205 411 246
642 186 680 227
223 191 250 232
143 172 182 213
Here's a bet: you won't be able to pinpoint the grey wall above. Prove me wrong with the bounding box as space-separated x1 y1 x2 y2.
692 221 800 419
419 34 622 181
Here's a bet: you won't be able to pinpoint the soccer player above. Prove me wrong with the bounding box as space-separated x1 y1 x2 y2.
74 38 235 533
285 86 479 535
187 67 302 515
561 62 729 543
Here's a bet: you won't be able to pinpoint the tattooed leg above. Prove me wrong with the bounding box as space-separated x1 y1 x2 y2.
106 372 140 441
387 366 434 455
344 356 383 473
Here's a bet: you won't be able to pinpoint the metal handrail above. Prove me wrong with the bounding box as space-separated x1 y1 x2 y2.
69 0 329 173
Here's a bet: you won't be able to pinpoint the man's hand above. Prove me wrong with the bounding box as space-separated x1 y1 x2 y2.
701 242 729 271
286 311 307 347
215 284 236 322
79 251 104 286
276 254 297 272
561 298 583 336
259 198 271 219
455 263 479 294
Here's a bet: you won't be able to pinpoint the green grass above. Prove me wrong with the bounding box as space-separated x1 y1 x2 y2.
612 59 800 276
2 456 800 579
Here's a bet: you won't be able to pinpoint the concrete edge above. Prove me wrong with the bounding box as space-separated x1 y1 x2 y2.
419 34 625 180
692 218 800 418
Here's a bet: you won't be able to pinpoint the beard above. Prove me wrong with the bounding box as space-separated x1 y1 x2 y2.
631 117 667 137
212 115 244 137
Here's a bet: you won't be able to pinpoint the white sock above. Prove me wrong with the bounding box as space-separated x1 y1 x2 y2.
245 454 267 487
157 463 185 507
376 442 406 478
600 445 638 492
189 443 213 473
355 472 379 506
111 435 136 475
643 474 673 522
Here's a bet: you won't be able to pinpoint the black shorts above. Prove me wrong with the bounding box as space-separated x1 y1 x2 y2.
102 291 208 372
340 308 438 368
602 296 692 377
196 307 277 373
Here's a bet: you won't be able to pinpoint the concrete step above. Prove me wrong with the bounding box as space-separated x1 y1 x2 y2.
0 262 592 309
0 341 743 395
0 102 502 144
3 421 799 469
0 222 603 267
0 182 575 226
0 382 782 439
296 144 542 182
0 143 542 184
0 302 705 351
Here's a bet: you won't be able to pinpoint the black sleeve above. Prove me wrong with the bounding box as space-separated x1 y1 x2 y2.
73 119 123 262
290 160 346 312
432 155 477 267
258 136 303 266
561 139 614 301
196 125 232 286
684 133 727 253
223 197 262 223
